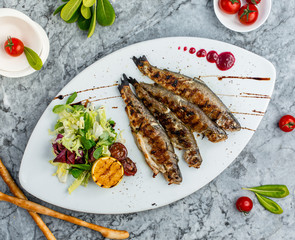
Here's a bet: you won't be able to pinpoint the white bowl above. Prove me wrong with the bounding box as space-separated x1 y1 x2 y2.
213 0 272 32
0 8 50 78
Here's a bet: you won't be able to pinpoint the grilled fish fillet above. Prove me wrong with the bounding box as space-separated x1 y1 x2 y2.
140 83 227 143
127 76 202 168
132 55 241 131
119 74 182 184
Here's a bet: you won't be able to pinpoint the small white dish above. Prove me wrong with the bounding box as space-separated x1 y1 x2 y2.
213 0 272 32
0 8 50 78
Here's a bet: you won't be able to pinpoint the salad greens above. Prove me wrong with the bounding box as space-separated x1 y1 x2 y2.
50 92 117 193
54 0 116 38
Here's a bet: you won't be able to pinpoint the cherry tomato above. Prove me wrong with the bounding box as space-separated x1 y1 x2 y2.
246 0 261 5
236 196 253 214
238 4 259 25
121 157 137 176
4 37 24 57
219 0 241 14
109 142 128 161
279 115 295 132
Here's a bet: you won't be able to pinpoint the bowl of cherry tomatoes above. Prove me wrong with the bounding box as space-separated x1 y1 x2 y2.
0 8 49 78
213 0 272 32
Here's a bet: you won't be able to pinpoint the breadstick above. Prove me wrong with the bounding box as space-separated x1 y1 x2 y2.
0 159 56 240
0 192 129 240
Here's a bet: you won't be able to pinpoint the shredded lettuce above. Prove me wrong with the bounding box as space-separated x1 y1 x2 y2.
50 160 70 183
68 171 89 194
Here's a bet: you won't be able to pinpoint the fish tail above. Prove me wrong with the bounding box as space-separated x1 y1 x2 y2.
132 55 147 67
126 76 139 86
118 74 130 92
183 148 202 168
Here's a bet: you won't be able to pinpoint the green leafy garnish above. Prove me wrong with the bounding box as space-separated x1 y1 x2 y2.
242 185 289 198
93 146 103 159
255 193 283 214
87 2 97 38
96 0 115 26
23 47 43 70
66 92 78 104
61 0 83 22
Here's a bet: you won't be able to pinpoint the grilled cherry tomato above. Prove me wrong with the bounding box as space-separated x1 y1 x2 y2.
238 4 258 25
236 196 253 214
246 0 261 5
121 157 137 176
4 37 24 57
279 115 295 132
109 142 128 161
219 0 241 14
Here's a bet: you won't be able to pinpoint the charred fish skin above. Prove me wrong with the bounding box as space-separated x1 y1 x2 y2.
128 77 202 168
119 75 182 184
140 83 227 143
132 55 241 132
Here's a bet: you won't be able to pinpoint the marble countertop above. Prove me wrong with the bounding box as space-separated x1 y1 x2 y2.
1 0 295 239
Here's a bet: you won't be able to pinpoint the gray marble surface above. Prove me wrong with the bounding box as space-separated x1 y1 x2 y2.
1 0 295 239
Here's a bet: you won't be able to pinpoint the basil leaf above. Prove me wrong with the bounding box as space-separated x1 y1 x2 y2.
77 15 91 30
66 92 78 104
243 185 289 198
69 168 84 178
96 0 115 26
83 0 95 8
81 4 92 19
61 0 82 22
71 164 91 171
54 121 63 130
87 2 97 38
54 3 67 15
93 146 103 159
53 105 66 113
255 193 283 214
23 47 43 70
81 136 95 150
66 8 81 23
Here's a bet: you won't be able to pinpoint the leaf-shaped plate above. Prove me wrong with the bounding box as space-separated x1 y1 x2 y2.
19 37 276 214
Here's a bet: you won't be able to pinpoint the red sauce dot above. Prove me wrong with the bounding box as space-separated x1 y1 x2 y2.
189 47 196 54
178 46 181 50
206 51 219 63
196 49 207 57
184 46 187 51
216 52 235 71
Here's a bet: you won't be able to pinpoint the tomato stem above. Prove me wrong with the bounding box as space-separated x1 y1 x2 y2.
4 36 14 53
240 4 257 21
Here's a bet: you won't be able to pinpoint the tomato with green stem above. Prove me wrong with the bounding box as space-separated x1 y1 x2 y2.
238 4 258 25
4 37 24 57
219 0 241 14
236 196 253 214
279 115 295 132
246 0 261 5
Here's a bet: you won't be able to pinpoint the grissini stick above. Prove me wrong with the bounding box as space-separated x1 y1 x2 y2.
0 192 129 240
0 159 56 240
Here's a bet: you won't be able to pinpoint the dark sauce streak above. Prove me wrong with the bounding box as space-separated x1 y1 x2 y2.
198 75 270 81
112 106 118 109
216 93 271 99
252 110 265 114
91 96 121 102
53 83 119 100
241 127 256 132
232 111 264 116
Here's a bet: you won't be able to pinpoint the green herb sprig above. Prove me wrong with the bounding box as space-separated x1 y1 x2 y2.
54 0 116 38
243 185 289 214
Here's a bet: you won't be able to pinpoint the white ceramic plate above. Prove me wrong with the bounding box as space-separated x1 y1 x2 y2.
0 8 50 78
19 37 276 214
213 0 272 32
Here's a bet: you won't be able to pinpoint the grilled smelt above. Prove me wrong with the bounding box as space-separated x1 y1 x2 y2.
140 83 227 143
132 55 241 131
118 75 182 184
128 77 202 168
